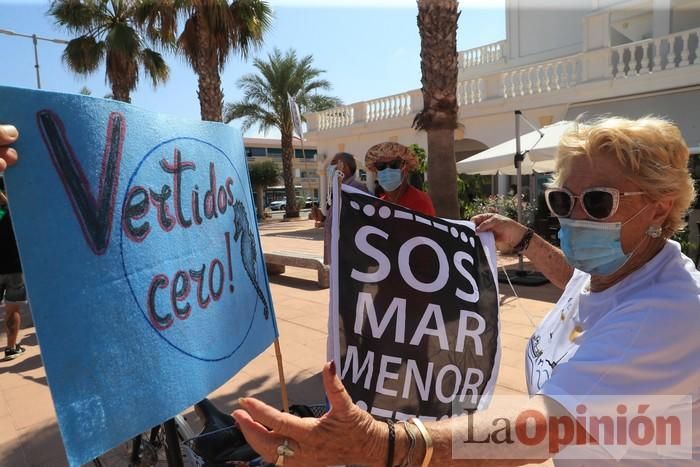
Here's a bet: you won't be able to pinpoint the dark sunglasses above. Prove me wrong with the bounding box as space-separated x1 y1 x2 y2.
545 187 645 221
375 159 403 171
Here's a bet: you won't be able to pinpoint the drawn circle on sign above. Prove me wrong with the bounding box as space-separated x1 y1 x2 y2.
119 137 264 362
363 204 375 216
379 206 391 219
451 227 459 238
460 232 468 242
350 201 360 210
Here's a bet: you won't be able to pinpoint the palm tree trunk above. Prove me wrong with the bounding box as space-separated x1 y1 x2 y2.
111 81 131 103
414 0 460 219
427 128 459 216
255 185 265 220
194 10 224 122
280 130 299 218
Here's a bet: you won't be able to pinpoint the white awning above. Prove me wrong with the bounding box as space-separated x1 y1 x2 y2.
456 120 574 175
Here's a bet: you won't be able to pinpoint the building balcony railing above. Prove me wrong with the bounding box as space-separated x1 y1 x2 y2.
502 55 580 99
315 90 423 131
458 40 507 71
307 28 700 133
610 27 699 78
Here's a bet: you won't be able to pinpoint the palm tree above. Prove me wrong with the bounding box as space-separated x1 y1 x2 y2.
249 160 280 219
413 0 461 218
177 0 273 122
224 48 341 219
49 0 175 103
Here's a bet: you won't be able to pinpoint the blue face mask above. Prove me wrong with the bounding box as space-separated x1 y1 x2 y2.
327 164 339 182
558 207 647 276
377 168 403 192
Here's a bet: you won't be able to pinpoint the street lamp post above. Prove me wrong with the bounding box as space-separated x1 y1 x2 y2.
0 28 68 89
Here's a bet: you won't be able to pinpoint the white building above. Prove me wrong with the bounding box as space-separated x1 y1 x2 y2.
306 0 700 206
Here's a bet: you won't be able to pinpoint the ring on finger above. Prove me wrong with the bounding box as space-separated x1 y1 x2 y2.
275 439 295 466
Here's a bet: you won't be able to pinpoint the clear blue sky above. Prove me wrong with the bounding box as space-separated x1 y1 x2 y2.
0 0 505 137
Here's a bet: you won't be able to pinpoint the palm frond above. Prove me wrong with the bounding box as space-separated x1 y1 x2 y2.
105 22 142 58
132 0 179 49
62 35 105 74
224 102 278 133
224 47 338 134
48 0 103 32
140 48 170 86
302 94 342 113
228 0 273 61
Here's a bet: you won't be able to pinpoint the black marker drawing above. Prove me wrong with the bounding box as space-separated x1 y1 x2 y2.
233 200 269 320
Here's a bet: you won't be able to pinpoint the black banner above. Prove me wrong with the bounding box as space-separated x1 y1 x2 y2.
331 186 499 420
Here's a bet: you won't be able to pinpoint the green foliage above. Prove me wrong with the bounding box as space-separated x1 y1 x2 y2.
248 160 280 188
408 143 490 219
461 195 538 225
177 0 273 72
671 227 696 257
409 144 427 177
49 0 172 102
224 48 339 217
223 48 341 135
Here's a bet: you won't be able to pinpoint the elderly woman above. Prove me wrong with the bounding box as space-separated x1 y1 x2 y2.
232 117 699 466
365 142 436 216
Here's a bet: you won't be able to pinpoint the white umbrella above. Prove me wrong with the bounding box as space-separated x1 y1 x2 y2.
456 120 574 176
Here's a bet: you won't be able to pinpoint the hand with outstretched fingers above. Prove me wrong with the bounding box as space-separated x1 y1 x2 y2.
0 125 19 172
233 361 386 467
472 212 529 253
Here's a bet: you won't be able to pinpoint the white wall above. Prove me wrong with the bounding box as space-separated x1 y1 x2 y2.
670 0 700 32
507 0 590 63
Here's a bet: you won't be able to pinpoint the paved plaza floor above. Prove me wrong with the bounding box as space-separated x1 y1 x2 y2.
0 219 559 467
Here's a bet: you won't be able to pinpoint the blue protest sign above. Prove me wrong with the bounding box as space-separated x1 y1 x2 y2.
0 86 277 466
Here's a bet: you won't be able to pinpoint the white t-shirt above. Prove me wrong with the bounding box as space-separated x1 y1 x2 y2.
525 240 700 466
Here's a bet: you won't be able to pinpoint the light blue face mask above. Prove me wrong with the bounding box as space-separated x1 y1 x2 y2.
326 163 339 182
558 207 648 276
377 168 403 192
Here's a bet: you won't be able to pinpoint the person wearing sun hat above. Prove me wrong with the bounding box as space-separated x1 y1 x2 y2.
365 142 435 216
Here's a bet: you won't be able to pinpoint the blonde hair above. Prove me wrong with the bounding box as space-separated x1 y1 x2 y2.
554 116 696 237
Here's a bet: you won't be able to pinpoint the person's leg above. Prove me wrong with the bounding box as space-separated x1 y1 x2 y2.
3 273 26 358
4 301 20 349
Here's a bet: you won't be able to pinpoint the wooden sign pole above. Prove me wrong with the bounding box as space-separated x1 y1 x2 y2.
273 338 290 413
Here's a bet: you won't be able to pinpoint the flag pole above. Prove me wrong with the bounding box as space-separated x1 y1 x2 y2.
273 338 290 412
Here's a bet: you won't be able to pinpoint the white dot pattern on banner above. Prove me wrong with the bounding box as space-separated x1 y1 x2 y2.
349 199 483 246
433 222 449 233
415 215 432 226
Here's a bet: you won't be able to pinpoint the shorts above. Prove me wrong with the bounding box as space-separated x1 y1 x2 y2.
0 273 26 302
